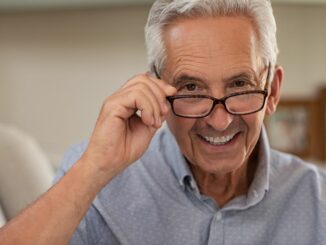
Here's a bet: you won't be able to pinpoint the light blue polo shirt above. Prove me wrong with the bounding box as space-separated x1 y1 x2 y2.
55 124 326 244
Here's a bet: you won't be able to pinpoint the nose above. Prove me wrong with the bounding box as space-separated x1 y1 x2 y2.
204 104 233 131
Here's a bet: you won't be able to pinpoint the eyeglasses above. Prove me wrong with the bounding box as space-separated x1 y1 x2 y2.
166 90 268 118
153 63 271 118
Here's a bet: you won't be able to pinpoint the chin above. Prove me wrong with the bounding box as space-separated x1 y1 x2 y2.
189 153 246 175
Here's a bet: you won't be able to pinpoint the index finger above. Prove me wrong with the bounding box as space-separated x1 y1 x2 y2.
146 72 177 97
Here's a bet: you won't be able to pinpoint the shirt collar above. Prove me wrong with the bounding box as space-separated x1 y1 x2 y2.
160 124 195 190
245 126 270 206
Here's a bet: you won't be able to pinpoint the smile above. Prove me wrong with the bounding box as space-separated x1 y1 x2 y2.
202 133 237 146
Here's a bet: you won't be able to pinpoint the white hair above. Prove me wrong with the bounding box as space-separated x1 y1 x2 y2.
145 0 278 79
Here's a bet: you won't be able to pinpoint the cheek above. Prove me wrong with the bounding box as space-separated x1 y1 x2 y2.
242 112 265 144
166 113 196 143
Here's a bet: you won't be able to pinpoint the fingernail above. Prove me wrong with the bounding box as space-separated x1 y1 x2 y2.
168 86 177 95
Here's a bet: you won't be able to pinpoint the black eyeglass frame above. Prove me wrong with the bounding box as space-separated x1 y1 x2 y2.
166 90 268 118
152 63 271 118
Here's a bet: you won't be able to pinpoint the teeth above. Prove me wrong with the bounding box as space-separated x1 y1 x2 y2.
203 134 236 145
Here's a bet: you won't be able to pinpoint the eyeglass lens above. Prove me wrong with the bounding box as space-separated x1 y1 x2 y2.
172 92 265 117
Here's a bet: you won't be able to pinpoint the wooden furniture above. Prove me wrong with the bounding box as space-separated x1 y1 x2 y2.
265 86 326 163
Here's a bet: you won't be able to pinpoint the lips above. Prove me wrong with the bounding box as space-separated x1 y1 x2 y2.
200 133 237 146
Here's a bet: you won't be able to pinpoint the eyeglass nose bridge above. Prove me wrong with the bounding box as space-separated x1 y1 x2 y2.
209 97 230 115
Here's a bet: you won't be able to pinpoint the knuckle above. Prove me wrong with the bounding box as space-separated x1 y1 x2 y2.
130 73 149 83
134 83 151 95
102 97 114 112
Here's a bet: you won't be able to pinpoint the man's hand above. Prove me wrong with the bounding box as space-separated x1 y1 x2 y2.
0 73 176 245
80 73 176 184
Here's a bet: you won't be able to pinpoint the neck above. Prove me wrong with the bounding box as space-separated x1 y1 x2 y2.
189 148 258 208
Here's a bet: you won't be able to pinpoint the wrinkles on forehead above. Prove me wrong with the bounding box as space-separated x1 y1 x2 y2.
162 16 263 86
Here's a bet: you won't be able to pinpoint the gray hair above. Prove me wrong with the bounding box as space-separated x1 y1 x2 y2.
145 0 278 79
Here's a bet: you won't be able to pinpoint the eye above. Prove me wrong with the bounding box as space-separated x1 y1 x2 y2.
175 80 207 95
177 82 201 93
233 80 246 87
229 79 256 90
185 83 197 91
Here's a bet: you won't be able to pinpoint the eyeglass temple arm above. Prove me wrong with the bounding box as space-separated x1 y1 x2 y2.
265 62 272 89
152 65 161 79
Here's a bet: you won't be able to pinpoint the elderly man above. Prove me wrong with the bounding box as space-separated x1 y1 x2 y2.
1 0 326 244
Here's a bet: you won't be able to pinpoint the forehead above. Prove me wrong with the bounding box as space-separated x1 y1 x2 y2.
162 16 261 79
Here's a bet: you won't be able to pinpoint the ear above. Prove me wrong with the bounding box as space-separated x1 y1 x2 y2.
265 65 283 116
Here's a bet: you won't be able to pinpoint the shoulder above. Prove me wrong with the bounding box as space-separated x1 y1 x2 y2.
100 124 181 191
54 124 179 184
270 150 326 198
270 149 326 178
268 150 326 234
93 125 183 217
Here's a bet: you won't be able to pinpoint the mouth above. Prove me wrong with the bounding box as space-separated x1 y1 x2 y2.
199 133 238 146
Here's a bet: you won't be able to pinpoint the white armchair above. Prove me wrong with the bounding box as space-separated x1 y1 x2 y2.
0 124 55 226
0 205 6 228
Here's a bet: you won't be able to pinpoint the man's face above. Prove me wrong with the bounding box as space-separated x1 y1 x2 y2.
163 16 275 175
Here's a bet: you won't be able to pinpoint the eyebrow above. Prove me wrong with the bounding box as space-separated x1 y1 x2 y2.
222 71 261 85
171 68 264 88
173 72 258 86
172 75 205 87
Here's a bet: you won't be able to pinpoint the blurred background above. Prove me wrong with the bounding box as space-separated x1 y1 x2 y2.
0 0 326 224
